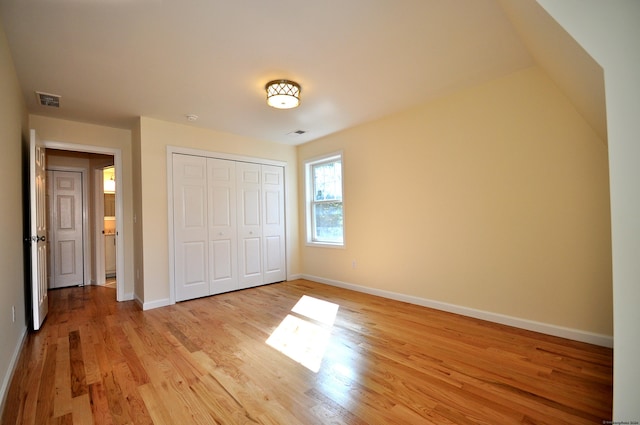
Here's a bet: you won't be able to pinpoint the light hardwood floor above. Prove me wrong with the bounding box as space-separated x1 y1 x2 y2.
2 280 612 424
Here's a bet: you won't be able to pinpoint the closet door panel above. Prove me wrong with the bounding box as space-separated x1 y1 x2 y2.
208 159 238 294
265 236 283 272
173 154 209 301
237 162 263 288
262 165 286 283
242 237 262 276
211 240 232 278
184 242 207 284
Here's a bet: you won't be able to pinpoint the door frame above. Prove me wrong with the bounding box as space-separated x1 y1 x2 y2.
46 166 90 288
166 145 288 306
44 140 124 302
94 168 106 286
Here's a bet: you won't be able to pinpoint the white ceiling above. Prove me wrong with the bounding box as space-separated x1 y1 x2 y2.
0 0 605 145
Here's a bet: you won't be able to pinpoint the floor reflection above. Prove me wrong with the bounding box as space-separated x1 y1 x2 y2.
266 295 339 373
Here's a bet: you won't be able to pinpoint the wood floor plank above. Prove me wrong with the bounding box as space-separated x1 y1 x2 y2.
137 383 179 425
68 331 87 398
48 412 73 425
78 322 101 386
53 336 72 419
110 362 153 425
70 393 93 425
17 337 49 425
88 382 113 425
34 341 57 425
2 282 613 425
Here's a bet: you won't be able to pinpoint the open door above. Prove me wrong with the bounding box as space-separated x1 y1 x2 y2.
29 129 48 330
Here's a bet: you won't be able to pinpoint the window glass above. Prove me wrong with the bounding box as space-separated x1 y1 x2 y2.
313 202 343 243
306 154 344 246
313 161 342 201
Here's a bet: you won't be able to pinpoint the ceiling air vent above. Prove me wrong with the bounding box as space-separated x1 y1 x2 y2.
35 91 61 108
288 130 307 137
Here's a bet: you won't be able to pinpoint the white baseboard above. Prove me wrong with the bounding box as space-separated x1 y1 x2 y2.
141 297 172 311
301 274 613 348
0 326 28 416
134 293 144 310
287 273 303 281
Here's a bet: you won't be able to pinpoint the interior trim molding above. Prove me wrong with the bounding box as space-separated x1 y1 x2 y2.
141 297 172 311
301 274 613 348
0 326 28 415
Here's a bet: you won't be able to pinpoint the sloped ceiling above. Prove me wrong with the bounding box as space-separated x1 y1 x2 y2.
500 0 607 143
0 0 605 145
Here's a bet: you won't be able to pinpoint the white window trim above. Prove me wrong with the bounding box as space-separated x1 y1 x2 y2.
304 151 345 248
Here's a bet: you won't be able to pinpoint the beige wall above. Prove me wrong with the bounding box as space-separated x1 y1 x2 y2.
298 66 612 336
29 115 135 297
0 21 28 410
137 117 300 304
536 0 640 418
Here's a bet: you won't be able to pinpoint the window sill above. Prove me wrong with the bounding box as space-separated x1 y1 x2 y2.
306 241 345 249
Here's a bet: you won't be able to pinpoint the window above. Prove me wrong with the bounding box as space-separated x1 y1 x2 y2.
305 153 344 246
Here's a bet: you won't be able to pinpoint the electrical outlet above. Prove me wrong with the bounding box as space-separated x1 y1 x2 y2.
352 260 357 269
12 305 15 323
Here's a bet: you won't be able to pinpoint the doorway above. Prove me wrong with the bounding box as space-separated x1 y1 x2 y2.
102 166 117 289
43 143 124 301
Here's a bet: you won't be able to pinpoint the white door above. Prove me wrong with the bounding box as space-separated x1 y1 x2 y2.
49 170 84 288
237 162 263 289
173 154 209 301
262 165 286 284
207 158 238 294
29 130 48 330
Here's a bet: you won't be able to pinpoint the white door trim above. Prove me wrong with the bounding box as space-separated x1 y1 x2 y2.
166 145 287 167
46 166 90 287
94 168 106 286
43 141 125 302
167 145 288 306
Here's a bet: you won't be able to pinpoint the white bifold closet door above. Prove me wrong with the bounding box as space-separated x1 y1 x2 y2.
173 154 210 301
173 154 285 302
236 162 263 288
236 162 286 288
208 158 238 294
261 164 286 285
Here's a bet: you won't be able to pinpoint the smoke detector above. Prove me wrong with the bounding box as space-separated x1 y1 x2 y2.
35 91 61 108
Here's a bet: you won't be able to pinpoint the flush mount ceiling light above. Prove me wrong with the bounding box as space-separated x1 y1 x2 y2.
265 79 301 109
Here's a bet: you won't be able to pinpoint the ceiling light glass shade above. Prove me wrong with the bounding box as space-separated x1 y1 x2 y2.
266 80 301 109
104 178 115 193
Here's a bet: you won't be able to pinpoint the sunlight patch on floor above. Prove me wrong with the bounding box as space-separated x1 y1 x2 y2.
292 295 339 325
266 296 339 373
